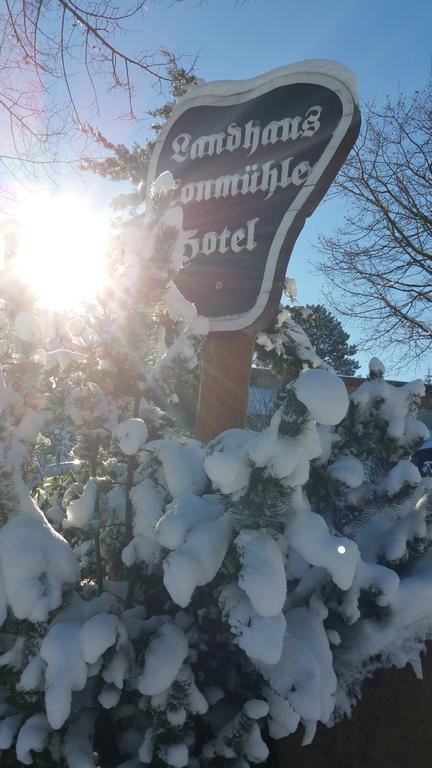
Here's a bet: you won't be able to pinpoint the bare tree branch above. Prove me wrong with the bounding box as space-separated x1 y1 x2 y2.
0 1 189 193
318 75 432 367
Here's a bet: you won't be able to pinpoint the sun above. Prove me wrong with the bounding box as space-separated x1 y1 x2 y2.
12 191 110 312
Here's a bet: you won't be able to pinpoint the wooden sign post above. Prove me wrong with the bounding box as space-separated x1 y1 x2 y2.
147 60 361 441
194 333 255 444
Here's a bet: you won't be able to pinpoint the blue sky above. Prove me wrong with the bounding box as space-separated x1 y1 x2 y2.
85 0 430 377
10 0 432 377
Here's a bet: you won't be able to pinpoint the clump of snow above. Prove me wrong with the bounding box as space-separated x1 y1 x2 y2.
328 454 364 488
166 283 197 323
160 743 189 768
204 429 252 495
147 439 207 497
18 655 44 692
63 715 96 768
40 622 87 729
80 613 126 664
220 585 286 664
150 171 177 196
15 407 49 443
114 418 148 456
294 369 349 425
0 511 78 625
244 700 269 719
102 648 129 689
14 312 42 344
0 713 23 749
286 491 359 590
44 348 82 371
256 308 328 371
99 685 121 709
16 713 50 765
235 530 286 616
155 494 222 550
203 703 269 763
369 357 385 376
261 607 336 742
163 514 232 607
352 377 425 441
122 479 164 568
137 623 188 696
284 276 297 302
383 459 421 496
63 479 97 529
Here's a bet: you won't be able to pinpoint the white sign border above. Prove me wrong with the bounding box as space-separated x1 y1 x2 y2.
147 59 359 332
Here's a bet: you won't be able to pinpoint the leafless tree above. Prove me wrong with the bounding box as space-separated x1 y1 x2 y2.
318 74 432 368
0 1 188 193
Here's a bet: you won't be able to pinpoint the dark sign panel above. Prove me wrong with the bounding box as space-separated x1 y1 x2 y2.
147 60 360 333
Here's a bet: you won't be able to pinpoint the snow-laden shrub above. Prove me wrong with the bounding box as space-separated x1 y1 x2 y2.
0 179 431 767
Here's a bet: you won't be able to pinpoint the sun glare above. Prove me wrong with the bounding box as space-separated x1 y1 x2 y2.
13 192 110 312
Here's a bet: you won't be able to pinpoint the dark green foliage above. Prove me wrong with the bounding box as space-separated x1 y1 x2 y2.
233 466 293 532
277 386 310 437
291 305 359 375
255 304 359 381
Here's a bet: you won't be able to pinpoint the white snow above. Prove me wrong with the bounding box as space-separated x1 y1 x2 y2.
286 490 360 590
163 514 232 607
99 685 121 708
155 493 222 549
102 649 129 689
244 700 269 719
261 608 336 741
369 357 385 376
384 459 421 496
138 728 154 764
14 312 42 344
284 276 297 302
122 479 163 569
137 623 189 696
0 714 23 749
150 171 177 196
161 743 189 768
18 655 45 692
294 369 349 425
0 511 78 625
40 622 88 729
220 584 286 664
80 613 126 664
44 348 82 371
235 530 286 616
16 714 50 765
352 377 425 442
166 282 197 323
114 418 148 456
147 439 207 498
204 429 252 495
328 454 364 488
63 479 97 529
15 407 49 443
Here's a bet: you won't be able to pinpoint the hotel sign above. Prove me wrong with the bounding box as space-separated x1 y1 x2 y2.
147 60 360 332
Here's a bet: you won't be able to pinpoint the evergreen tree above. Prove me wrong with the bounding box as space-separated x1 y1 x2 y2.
1 174 432 768
255 303 359 379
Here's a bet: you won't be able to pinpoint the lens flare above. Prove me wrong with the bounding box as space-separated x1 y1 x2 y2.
13 191 110 311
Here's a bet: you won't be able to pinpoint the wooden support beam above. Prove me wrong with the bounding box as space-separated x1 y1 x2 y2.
194 333 255 444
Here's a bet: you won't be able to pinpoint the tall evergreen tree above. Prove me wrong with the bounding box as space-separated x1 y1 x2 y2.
1 175 432 767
